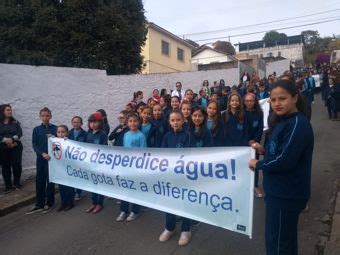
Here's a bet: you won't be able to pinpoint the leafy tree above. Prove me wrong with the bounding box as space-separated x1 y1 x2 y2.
263 30 287 47
0 0 147 75
301 30 320 47
212 40 236 55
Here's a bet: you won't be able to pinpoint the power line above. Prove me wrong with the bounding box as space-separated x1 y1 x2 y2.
193 18 340 43
181 9 340 37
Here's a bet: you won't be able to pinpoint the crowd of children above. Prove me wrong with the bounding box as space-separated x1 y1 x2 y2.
24 77 272 246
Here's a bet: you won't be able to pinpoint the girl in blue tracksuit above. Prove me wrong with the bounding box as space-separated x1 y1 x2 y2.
244 93 264 198
159 110 193 247
68 116 87 200
148 104 167 148
139 106 153 143
206 101 224 146
222 93 249 146
56 125 75 212
85 112 108 214
249 79 314 255
189 106 213 148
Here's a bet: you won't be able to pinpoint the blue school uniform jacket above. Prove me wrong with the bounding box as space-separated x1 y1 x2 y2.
32 123 57 159
207 119 224 147
255 112 314 209
222 112 249 146
189 126 213 147
256 91 269 100
109 125 129 146
86 130 108 145
161 129 192 148
245 110 264 143
68 128 87 143
148 118 168 148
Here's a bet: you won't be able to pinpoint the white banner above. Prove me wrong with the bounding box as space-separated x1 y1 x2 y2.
49 138 255 238
259 98 270 130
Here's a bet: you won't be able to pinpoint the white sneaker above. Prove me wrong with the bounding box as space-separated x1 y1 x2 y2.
116 211 127 222
126 212 138 222
159 229 175 242
178 231 191 246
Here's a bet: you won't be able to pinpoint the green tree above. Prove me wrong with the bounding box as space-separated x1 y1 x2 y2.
301 30 320 47
0 0 147 75
263 30 287 47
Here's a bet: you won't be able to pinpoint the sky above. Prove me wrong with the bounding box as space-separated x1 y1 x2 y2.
143 0 340 49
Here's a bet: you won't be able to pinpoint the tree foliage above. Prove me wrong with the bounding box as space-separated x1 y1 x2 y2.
301 30 320 47
0 0 147 74
212 40 236 55
263 30 287 47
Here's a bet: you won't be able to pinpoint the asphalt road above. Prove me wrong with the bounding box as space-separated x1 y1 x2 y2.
0 95 339 255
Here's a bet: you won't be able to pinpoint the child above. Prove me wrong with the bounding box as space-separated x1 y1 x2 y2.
170 96 180 111
85 112 108 214
27 107 57 214
140 106 152 141
189 106 213 147
68 116 87 200
116 113 146 222
206 101 224 146
222 93 249 146
148 104 167 148
184 89 197 107
197 89 208 109
152 89 161 103
159 110 193 246
219 87 230 111
244 93 264 198
56 125 75 212
97 109 110 136
249 79 314 255
256 82 270 100
180 101 191 131
109 110 129 146
160 95 171 120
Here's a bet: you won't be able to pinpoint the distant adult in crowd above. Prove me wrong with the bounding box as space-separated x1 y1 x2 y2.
171 82 185 100
0 104 23 193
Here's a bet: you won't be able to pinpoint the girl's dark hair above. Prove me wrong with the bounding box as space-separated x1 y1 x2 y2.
40 107 52 115
190 106 208 138
206 101 221 136
161 95 171 108
0 104 16 123
127 112 141 122
169 110 184 120
160 88 167 97
224 93 244 124
133 91 143 100
96 109 108 123
57 124 69 133
268 79 308 130
71 116 83 124
171 96 180 102
202 80 209 86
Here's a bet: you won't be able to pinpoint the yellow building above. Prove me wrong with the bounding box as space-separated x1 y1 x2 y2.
141 22 195 74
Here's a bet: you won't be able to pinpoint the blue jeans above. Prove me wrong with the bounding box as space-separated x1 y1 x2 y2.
59 184 74 206
166 213 191 232
120 201 140 214
91 193 104 206
36 158 55 208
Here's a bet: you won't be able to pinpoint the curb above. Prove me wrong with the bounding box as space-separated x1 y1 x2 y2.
0 194 36 217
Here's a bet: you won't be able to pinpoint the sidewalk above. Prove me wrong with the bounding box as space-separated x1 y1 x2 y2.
324 188 340 255
0 178 36 217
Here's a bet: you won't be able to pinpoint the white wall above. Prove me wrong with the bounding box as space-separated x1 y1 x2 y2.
192 49 233 65
266 59 290 77
0 64 239 170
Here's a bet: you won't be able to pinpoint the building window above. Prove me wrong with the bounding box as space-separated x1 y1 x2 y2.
278 51 281 57
161 40 170 56
267 52 273 57
177 48 184 61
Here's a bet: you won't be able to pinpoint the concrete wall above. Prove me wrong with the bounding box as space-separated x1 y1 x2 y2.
266 59 290 77
0 63 239 170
